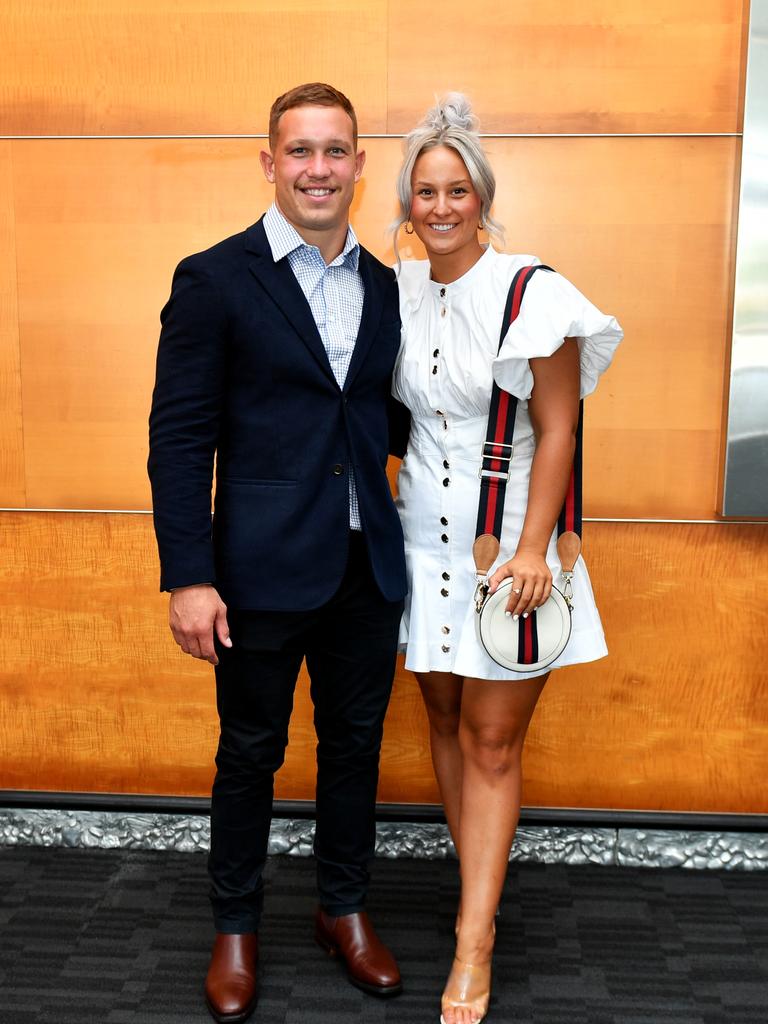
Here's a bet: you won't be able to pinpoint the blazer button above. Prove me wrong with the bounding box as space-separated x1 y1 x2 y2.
332 464 344 475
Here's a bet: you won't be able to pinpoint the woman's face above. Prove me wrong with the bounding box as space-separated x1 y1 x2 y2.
409 145 483 260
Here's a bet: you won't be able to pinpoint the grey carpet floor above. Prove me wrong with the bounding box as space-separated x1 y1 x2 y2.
0 848 767 1023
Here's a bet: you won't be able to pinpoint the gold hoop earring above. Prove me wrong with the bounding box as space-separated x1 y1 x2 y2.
404 221 414 235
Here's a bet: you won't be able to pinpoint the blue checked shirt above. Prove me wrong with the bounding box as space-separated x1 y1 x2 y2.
263 203 364 529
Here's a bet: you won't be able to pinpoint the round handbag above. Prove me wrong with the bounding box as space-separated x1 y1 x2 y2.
477 579 572 673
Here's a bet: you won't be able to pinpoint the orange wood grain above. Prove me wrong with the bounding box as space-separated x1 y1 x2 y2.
387 0 747 134
1 512 766 814
0 0 388 136
0 143 25 506
11 136 738 517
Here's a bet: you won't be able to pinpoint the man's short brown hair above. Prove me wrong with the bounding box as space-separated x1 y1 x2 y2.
268 82 358 149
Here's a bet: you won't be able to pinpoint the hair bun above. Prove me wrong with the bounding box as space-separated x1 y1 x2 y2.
423 93 478 134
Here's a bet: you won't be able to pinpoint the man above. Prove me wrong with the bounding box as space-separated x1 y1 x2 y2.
148 83 408 1023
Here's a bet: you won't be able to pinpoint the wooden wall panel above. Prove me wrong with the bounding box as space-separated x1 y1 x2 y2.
12 138 276 510
0 143 25 506
0 0 388 136
387 0 747 134
12 137 737 518
1 513 766 814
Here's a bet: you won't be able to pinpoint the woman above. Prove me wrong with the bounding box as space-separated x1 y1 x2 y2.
392 96 623 1024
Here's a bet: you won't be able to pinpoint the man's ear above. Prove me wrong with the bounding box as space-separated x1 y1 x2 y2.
260 149 275 183
354 148 366 182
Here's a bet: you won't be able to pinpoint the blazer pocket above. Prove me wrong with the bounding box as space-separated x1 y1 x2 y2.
222 477 298 487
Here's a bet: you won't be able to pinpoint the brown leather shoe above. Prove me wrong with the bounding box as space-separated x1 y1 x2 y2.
204 933 259 1023
314 908 402 997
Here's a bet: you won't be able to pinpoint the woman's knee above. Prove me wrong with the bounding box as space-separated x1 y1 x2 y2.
418 673 462 738
427 703 461 739
458 722 524 775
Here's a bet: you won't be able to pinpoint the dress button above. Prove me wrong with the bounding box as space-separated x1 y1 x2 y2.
440 516 448 525
443 459 450 469
441 588 449 597
442 478 450 487
332 464 344 475
441 534 448 543
442 572 450 581
442 645 450 653
441 626 450 634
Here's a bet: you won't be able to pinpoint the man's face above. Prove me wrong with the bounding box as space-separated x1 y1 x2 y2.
260 105 365 239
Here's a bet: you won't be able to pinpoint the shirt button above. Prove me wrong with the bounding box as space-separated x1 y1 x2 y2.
440 308 447 318
443 459 450 469
332 464 344 475
440 517 448 525
436 410 444 416
441 534 448 543
433 349 439 358
441 626 450 634
442 478 450 487
442 644 451 653
440 287 446 298
441 588 449 597
432 366 438 375
442 572 450 581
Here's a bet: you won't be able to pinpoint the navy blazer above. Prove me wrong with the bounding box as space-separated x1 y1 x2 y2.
148 217 407 610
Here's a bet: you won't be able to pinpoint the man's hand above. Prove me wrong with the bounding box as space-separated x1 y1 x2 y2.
169 585 231 666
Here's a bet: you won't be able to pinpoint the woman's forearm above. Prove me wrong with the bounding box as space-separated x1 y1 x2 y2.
516 429 576 557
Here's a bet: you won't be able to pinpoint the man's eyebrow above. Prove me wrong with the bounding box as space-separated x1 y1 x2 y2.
284 138 351 148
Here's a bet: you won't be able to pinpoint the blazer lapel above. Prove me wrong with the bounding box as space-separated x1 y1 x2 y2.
343 248 383 393
245 220 336 385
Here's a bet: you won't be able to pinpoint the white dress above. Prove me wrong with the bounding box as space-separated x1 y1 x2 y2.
393 245 624 680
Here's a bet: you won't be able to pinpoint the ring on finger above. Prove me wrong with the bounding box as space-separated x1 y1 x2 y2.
512 587 521 594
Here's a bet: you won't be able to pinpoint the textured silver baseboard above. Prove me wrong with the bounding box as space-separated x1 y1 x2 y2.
616 828 768 870
1 808 766 870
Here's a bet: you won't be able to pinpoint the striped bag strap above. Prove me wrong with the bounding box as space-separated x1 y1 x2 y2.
472 264 583 582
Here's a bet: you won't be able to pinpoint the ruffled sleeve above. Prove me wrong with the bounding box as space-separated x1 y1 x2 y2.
492 269 623 400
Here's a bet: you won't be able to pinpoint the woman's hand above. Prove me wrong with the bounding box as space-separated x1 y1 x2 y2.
488 550 552 619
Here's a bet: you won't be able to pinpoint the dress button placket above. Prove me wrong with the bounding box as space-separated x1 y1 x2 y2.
437 288 452 658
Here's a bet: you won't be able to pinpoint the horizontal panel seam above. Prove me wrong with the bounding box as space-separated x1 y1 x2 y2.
0 133 744 141
0 508 765 525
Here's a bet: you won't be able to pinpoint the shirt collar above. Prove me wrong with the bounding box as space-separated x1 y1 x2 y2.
263 203 360 271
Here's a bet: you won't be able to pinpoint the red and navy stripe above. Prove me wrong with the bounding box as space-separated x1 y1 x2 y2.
558 400 584 538
476 264 554 544
517 611 539 664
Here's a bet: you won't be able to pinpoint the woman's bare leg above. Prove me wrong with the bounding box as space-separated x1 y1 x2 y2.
441 673 549 1024
416 671 464 853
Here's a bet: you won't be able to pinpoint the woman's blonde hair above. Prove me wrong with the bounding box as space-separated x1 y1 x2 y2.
392 93 504 262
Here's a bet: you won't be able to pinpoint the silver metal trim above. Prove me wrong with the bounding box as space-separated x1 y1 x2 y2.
722 0 768 515
1 809 766 871
0 132 744 141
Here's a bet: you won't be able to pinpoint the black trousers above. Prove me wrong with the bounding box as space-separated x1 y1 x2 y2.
208 532 403 933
